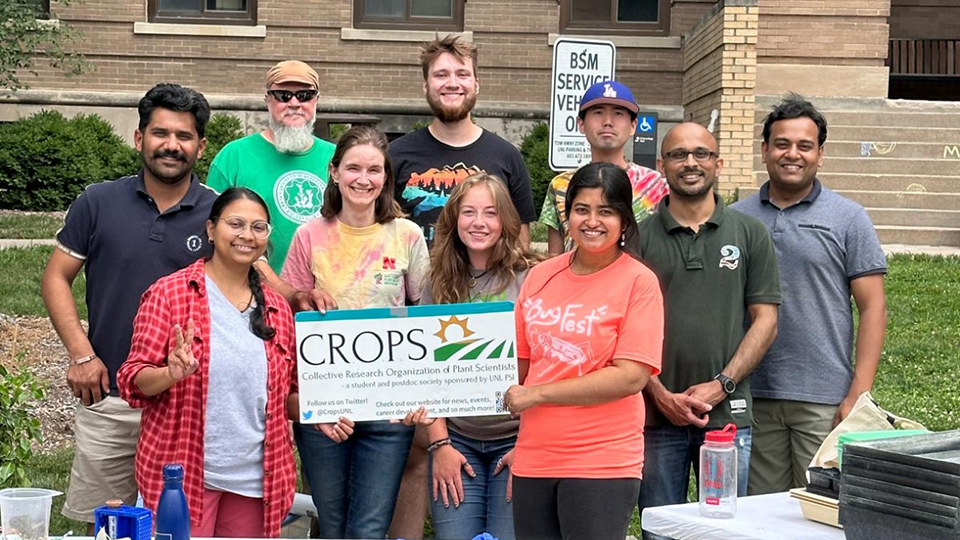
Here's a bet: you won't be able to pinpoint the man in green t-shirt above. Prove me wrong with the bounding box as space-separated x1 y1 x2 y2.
635 123 781 539
207 60 336 278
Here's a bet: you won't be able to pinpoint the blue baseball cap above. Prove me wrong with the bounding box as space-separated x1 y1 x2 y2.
578 80 639 118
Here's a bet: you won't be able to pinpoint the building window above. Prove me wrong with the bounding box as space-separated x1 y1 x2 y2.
354 0 464 31
561 0 668 35
148 0 257 25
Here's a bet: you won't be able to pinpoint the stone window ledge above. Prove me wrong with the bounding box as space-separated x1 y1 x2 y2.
340 28 472 43
133 22 266 38
547 33 680 49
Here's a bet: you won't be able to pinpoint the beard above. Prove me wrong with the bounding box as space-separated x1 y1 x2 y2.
426 90 477 124
667 169 717 200
269 114 316 154
143 149 194 185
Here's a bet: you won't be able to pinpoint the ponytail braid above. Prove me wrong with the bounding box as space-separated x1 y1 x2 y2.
248 266 276 340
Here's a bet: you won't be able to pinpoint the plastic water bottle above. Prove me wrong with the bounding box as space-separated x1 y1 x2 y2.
155 464 190 540
699 423 738 518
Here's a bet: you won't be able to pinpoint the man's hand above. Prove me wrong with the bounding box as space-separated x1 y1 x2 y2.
834 393 859 427
292 289 338 314
652 389 712 427
67 356 110 406
684 380 727 409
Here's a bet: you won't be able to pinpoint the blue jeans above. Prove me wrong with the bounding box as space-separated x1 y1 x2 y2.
294 421 414 539
429 431 517 540
638 425 752 540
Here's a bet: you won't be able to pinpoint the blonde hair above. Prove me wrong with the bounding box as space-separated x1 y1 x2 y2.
429 173 539 304
420 35 478 79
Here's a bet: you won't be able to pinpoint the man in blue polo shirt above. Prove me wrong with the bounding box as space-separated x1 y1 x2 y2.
733 95 887 495
41 83 217 529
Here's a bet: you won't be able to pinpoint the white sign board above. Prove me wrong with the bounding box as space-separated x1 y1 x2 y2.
549 37 617 171
296 302 519 423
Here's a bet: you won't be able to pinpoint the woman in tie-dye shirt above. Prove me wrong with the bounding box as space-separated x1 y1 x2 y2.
281 125 429 539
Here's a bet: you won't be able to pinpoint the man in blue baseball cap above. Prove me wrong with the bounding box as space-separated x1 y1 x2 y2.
538 80 668 255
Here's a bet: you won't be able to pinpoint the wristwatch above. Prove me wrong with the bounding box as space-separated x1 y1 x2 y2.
714 373 736 395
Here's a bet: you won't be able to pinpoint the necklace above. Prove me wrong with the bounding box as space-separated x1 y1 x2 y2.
467 268 489 288
468 271 496 303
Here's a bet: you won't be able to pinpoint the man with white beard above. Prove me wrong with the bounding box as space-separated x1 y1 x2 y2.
208 60 336 276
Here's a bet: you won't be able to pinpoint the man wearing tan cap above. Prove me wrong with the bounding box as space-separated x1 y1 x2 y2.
207 60 336 274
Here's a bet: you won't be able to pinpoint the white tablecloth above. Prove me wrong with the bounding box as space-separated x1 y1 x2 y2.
641 492 845 540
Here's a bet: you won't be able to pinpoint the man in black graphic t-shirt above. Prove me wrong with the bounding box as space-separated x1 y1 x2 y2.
390 36 535 247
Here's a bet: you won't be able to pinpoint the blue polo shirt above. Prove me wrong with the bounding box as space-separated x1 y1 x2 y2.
731 179 887 405
57 171 216 395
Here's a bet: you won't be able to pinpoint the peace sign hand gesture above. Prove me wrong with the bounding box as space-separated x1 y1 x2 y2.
167 320 199 382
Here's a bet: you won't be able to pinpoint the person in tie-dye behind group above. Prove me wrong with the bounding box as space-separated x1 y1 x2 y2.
280 125 430 539
539 80 669 256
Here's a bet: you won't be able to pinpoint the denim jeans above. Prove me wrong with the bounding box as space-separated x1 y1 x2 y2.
638 425 752 540
294 421 414 539
429 431 517 540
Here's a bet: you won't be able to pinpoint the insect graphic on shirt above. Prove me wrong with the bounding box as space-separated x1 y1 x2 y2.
530 331 590 376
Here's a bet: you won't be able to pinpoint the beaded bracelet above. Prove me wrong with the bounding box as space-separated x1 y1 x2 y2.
427 438 452 453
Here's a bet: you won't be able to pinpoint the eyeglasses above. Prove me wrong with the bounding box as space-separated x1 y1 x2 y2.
220 217 273 239
664 148 719 163
267 89 318 103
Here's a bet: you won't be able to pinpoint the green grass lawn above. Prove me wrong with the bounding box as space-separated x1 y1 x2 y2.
0 246 85 319
0 213 64 239
5 250 959 537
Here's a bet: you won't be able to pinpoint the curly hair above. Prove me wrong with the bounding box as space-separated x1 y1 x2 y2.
429 173 539 304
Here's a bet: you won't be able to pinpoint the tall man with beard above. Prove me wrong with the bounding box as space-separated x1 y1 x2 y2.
386 35 535 538
207 60 336 276
389 36 536 247
634 123 781 540
42 84 217 529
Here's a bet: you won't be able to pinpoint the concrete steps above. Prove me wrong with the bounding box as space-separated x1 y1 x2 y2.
748 98 960 246
752 155 960 176
750 172 960 193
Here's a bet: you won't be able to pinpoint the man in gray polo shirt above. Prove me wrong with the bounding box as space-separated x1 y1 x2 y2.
42 84 216 528
732 95 888 495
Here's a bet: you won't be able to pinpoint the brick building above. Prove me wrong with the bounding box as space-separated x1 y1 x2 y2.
3 0 959 244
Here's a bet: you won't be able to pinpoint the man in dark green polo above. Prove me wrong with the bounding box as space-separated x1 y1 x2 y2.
635 123 781 539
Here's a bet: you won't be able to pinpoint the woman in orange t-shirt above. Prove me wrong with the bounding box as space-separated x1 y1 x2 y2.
503 162 664 540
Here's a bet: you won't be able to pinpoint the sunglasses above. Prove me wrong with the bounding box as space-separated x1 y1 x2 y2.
267 89 318 103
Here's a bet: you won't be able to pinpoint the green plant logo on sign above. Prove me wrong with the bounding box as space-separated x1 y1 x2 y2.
433 315 515 362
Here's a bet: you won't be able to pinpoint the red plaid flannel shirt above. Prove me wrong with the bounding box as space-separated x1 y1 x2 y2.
118 259 298 537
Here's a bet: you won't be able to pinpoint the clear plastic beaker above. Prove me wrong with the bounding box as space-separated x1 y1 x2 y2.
0 488 62 540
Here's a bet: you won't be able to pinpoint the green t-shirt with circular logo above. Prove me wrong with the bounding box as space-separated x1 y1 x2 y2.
207 133 336 273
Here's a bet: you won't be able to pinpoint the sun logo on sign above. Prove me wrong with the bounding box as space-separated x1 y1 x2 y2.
433 315 514 362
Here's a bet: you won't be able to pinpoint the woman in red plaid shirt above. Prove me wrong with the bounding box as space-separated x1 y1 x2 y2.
118 188 299 538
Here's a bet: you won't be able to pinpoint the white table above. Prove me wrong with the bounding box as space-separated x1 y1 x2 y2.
641 492 845 540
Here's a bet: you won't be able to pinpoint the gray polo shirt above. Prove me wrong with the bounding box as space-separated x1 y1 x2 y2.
732 179 886 405
57 171 216 395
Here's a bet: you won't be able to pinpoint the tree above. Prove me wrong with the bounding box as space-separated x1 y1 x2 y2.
0 0 87 91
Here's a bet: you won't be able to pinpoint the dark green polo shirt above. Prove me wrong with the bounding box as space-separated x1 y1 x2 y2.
636 193 781 429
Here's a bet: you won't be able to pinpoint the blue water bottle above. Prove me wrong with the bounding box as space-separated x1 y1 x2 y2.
155 464 190 540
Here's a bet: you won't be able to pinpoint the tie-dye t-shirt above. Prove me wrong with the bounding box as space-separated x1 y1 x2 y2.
512 252 663 479
538 162 668 252
281 217 430 308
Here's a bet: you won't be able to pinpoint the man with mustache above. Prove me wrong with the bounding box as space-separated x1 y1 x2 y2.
634 123 781 539
42 83 217 530
539 80 668 256
207 61 336 278
732 96 887 495
389 36 536 248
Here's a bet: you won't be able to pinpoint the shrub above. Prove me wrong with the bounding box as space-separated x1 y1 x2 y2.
0 356 45 488
195 113 245 182
0 110 139 211
520 122 551 213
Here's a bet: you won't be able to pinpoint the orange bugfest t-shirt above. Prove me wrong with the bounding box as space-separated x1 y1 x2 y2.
512 252 664 479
